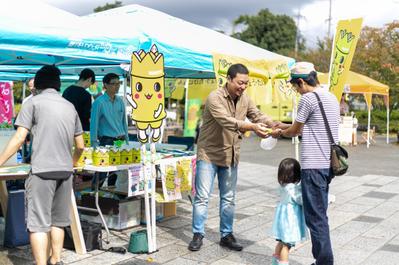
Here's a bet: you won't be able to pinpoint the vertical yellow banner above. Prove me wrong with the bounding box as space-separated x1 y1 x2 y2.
328 18 363 102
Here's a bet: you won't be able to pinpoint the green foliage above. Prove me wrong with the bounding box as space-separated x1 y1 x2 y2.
298 37 333 73
231 9 300 56
298 21 399 110
351 22 399 110
12 81 25 104
94 1 123 13
0 122 13 129
354 109 399 134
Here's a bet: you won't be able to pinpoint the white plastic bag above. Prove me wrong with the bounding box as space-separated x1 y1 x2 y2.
260 137 277 150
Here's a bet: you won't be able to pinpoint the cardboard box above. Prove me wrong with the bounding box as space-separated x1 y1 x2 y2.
163 201 177 218
92 149 110 166
83 132 91 147
80 194 141 230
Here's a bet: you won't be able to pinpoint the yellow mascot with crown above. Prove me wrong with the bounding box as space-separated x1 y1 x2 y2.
127 44 167 143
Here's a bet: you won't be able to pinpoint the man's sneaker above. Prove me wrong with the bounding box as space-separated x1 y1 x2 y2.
219 233 243 251
188 233 203 251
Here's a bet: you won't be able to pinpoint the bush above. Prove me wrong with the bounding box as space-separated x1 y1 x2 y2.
354 109 399 134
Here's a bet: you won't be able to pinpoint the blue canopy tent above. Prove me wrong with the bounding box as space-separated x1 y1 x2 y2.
0 1 214 79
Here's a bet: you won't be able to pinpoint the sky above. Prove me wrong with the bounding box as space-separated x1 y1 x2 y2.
43 0 398 48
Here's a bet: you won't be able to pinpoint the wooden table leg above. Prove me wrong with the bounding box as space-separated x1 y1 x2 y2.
69 191 86 254
0 180 8 217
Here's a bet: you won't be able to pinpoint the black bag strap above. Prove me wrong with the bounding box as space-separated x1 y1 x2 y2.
313 92 335 144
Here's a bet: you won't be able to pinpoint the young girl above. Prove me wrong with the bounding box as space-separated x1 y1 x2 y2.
271 158 308 265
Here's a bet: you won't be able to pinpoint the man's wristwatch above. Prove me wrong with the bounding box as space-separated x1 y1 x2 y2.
277 128 283 137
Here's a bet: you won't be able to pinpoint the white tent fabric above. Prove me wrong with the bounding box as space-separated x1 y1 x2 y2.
82 4 294 65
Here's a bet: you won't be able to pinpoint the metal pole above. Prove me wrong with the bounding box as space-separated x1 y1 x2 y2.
292 93 299 160
150 143 157 252
141 144 154 252
327 0 332 38
387 106 390 144
367 107 371 148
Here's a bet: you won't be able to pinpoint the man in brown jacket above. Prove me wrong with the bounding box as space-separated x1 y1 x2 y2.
189 63 280 251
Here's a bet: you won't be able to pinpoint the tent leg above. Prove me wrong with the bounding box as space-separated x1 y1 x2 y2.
367 107 371 148
387 106 389 144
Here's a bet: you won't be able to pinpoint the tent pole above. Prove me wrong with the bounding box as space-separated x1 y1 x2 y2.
184 79 189 134
123 76 129 129
367 107 371 149
22 81 26 102
292 93 299 160
387 105 389 144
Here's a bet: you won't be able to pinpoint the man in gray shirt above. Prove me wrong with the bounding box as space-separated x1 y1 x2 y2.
0 65 84 265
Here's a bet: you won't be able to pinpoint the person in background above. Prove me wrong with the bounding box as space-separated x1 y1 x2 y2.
63 68 95 131
0 65 84 265
22 78 35 104
271 158 308 265
90 73 128 147
90 73 128 186
189 63 284 252
270 62 339 265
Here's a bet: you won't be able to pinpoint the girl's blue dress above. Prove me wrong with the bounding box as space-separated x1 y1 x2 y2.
272 183 308 245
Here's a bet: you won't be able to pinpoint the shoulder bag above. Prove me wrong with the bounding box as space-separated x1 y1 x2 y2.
313 92 349 176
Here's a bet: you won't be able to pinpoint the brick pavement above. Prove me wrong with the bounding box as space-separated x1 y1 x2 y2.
1 136 398 264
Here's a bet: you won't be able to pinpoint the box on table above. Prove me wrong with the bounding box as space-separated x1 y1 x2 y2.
83 132 90 147
79 194 141 230
109 148 121 165
76 147 93 167
120 148 133 164
92 148 110 166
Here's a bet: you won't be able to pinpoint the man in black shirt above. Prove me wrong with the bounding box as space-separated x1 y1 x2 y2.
63 69 95 131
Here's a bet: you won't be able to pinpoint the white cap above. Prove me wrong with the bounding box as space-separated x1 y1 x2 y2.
289 62 316 81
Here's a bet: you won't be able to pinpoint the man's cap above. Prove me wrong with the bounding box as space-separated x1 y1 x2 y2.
289 62 316 81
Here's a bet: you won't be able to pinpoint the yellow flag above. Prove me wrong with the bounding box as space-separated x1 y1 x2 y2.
328 18 363 102
212 53 271 105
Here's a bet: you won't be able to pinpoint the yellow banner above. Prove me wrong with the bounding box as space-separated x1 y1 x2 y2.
267 61 293 105
212 53 271 105
328 18 363 102
165 78 217 101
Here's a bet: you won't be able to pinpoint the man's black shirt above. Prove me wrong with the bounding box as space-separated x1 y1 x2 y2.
62 85 92 131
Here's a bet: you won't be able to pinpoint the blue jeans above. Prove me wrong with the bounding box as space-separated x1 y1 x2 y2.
301 169 334 265
192 160 238 237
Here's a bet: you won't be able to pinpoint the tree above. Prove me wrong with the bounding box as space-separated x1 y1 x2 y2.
351 21 399 108
299 21 399 109
231 9 301 56
297 37 333 73
94 1 123 13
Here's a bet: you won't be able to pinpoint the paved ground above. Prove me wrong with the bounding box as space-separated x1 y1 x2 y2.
1 134 398 264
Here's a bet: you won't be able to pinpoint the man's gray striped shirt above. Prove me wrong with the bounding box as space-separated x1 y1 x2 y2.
296 87 340 169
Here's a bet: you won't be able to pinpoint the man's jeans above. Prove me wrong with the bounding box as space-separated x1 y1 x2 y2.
301 168 334 265
192 160 238 238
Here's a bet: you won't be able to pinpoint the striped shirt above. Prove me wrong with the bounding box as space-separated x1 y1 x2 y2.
296 87 340 169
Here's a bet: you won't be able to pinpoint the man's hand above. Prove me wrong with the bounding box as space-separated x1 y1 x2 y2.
269 128 282 138
270 121 290 130
253 123 271 138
